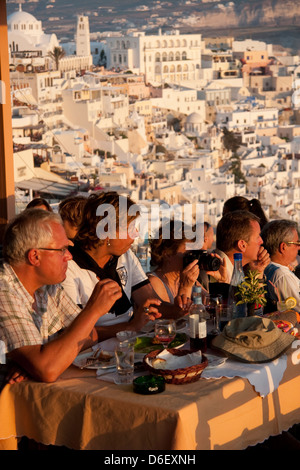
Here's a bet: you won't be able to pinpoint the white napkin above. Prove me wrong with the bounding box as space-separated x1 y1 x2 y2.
146 349 203 370
202 352 288 397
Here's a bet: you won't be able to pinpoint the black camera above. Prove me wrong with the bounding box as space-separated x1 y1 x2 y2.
183 250 221 272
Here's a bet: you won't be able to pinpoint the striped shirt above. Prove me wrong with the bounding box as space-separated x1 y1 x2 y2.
0 263 81 353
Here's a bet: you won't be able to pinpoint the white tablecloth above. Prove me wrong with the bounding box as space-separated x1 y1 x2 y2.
93 338 300 397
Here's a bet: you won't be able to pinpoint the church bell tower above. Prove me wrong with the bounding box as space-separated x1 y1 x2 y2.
76 15 90 57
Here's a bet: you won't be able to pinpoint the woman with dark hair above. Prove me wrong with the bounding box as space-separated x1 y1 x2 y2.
26 197 52 212
62 191 161 340
148 221 200 303
222 196 268 229
148 220 225 303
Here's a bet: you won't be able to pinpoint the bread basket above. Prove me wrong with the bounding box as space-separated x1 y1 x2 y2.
143 348 208 385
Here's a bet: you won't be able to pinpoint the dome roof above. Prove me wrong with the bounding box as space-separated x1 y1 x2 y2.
7 5 38 25
186 112 203 124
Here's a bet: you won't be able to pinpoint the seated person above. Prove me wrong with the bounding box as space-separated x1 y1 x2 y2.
26 197 52 212
261 219 300 313
0 209 161 383
62 191 175 341
148 220 226 302
148 220 201 303
58 195 87 239
222 196 268 229
203 222 214 250
197 221 216 290
215 210 270 284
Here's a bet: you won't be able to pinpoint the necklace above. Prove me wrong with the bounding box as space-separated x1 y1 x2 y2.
159 271 180 300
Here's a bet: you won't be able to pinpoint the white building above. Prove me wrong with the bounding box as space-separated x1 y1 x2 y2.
7 4 59 56
185 112 207 137
216 105 279 133
106 30 202 84
232 39 273 57
152 85 206 115
58 15 93 72
76 15 91 57
8 7 92 74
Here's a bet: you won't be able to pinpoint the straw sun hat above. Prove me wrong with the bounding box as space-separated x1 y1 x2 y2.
212 316 295 363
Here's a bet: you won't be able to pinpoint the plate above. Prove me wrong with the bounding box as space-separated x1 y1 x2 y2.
205 354 227 370
134 333 188 355
73 350 116 370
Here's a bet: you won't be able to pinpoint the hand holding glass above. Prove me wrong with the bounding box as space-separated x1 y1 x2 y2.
154 320 176 349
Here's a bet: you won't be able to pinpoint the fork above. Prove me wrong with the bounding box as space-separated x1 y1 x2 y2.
84 347 102 367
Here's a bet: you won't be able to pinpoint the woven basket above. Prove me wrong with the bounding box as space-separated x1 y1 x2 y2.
143 348 208 385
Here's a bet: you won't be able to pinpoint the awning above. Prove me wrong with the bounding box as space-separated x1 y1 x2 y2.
15 178 78 197
13 88 37 106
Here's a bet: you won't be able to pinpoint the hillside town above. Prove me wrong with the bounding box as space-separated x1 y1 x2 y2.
2 4 300 452
7 4 300 235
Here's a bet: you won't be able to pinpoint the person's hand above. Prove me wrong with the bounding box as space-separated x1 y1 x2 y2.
86 278 122 317
6 365 29 385
249 246 270 277
130 298 162 331
174 294 193 315
207 254 228 283
180 259 199 289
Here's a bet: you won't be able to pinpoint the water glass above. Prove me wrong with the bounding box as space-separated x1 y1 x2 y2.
114 340 135 385
277 301 287 312
215 305 233 332
116 330 136 346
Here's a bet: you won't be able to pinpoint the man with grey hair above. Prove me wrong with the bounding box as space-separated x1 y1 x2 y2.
261 219 300 312
0 209 160 383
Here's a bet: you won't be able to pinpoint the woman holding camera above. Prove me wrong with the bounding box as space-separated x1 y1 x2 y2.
148 220 226 304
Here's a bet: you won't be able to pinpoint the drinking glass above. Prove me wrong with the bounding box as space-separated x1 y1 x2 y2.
277 301 287 312
154 319 176 349
116 330 136 346
114 340 135 385
203 294 222 334
215 304 233 333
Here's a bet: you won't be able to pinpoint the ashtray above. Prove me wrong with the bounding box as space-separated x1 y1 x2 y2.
133 375 165 395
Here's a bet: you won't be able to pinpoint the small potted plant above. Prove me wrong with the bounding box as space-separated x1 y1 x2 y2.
235 270 267 316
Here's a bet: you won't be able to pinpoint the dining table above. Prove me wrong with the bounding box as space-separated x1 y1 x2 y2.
0 334 300 451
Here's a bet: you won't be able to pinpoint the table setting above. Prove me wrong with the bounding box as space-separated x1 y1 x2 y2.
70 308 300 400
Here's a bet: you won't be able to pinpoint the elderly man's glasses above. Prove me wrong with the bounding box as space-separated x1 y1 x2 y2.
286 241 300 246
38 247 70 255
